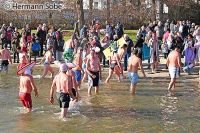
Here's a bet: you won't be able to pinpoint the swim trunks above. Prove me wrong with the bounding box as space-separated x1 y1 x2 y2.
169 67 179 79
88 71 99 87
110 63 118 71
44 61 50 65
19 92 32 108
1 60 9 71
128 72 139 85
74 70 82 82
56 92 70 108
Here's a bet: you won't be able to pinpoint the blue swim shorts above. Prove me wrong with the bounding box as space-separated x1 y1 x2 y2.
74 70 82 82
128 72 139 85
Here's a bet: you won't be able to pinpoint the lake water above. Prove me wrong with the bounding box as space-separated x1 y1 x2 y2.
0 66 200 133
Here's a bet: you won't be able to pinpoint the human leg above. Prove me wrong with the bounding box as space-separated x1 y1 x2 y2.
105 69 113 83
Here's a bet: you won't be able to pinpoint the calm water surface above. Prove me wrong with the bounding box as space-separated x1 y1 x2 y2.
0 66 200 133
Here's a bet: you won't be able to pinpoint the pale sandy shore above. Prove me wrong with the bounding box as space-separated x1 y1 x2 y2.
10 57 200 84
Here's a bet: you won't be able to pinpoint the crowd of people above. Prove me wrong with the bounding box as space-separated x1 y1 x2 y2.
0 19 200 119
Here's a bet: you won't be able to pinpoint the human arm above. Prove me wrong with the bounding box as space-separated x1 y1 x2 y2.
30 76 38 97
177 54 181 68
86 58 95 78
99 60 102 80
139 59 146 78
166 57 169 67
116 54 122 70
8 52 12 64
49 77 56 104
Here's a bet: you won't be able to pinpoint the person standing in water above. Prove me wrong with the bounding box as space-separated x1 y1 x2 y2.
118 44 128 79
40 45 54 79
66 63 79 107
0 44 12 73
86 48 102 96
18 66 38 113
128 48 146 95
49 63 76 119
105 48 122 83
73 47 83 90
166 46 181 91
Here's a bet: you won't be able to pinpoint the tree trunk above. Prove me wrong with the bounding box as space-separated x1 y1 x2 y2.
76 0 85 29
151 0 156 21
89 0 93 20
106 0 110 21
156 0 163 21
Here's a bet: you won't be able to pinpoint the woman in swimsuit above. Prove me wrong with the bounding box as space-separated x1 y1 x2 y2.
40 45 54 79
105 49 122 83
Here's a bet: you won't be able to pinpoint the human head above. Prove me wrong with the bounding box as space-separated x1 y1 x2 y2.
26 24 29 28
15 27 18 32
174 45 181 52
121 44 128 50
167 28 170 32
188 34 193 40
141 26 145 31
3 44 8 49
47 45 53 51
77 47 83 54
132 48 138 55
19 53 28 64
60 63 68 73
158 21 162 26
192 23 195 27
124 34 129 40
90 48 96 57
113 35 118 41
39 24 42 28
10 22 13 27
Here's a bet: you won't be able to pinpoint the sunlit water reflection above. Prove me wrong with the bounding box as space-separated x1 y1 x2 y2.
0 66 200 132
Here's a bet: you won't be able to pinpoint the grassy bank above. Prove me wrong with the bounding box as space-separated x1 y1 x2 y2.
31 30 137 43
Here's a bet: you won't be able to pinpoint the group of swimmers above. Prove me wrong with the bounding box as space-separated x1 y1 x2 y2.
0 40 184 120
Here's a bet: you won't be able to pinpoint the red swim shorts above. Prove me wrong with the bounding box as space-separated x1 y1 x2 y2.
19 92 32 108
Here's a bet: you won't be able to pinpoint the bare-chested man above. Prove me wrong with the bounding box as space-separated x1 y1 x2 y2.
49 63 76 119
18 68 38 112
40 45 54 79
166 46 181 91
86 48 102 96
128 48 146 95
0 44 12 73
73 47 83 90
